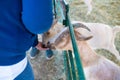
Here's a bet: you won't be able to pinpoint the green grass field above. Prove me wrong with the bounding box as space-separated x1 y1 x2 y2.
67 0 120 65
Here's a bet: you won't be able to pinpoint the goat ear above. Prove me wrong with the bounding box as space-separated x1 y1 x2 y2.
74 30 93 41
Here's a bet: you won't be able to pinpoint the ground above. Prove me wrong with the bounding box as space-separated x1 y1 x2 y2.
28 50 66 80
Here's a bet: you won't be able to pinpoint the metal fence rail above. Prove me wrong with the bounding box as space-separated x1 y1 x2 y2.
53 0 86 80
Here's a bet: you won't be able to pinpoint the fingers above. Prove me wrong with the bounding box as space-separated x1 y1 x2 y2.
36 42 49 50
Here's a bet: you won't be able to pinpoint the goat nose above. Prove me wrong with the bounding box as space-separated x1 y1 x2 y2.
42 44 47 48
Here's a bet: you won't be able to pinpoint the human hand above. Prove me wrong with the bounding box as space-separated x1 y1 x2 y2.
35 42 49 50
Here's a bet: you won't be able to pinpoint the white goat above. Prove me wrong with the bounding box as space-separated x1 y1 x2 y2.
42 21 120 60
47 27 120 80
69 0 93 15
84 0 93 15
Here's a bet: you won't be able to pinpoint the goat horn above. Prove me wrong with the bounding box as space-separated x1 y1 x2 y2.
47 27 69 47
72 23 91 31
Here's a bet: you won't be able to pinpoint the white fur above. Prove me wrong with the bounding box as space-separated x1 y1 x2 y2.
72 21 120 60
84 0 93 15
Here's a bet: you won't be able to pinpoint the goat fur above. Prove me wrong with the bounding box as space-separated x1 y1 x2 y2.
42 21 120 60
48 27 120 80
72 21 120 60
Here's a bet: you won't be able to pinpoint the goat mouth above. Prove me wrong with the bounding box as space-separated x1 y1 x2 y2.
42 44 48 48
46 42 56 49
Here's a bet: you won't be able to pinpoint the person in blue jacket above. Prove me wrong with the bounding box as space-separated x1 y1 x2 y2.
0 0 53 80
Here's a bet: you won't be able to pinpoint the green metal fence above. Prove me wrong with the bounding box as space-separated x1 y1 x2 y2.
53 0 86 80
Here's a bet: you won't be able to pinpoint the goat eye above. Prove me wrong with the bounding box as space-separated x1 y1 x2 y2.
47 41 50 44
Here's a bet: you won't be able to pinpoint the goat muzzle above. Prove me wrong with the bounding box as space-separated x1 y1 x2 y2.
46 42 56 49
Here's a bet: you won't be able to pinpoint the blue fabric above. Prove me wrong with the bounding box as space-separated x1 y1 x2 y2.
46 49 54 58
0 0 53 65
14 61 34 80
30 47 39 58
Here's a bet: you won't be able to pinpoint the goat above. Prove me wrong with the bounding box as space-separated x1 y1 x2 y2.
59 0 93 15
84 0 93 15
47 27 120 80
42 21 120 60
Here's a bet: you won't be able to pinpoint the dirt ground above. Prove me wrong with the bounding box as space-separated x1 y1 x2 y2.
28 50 66 80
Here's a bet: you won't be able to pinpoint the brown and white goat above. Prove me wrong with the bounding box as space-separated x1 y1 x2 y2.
84 0 92 15
47 27 120 80
42 21 120 60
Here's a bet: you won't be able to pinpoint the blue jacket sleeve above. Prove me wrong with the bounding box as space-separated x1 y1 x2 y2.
22 0 53 34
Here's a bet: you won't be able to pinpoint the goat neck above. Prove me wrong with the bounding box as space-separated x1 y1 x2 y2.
78 41 100 67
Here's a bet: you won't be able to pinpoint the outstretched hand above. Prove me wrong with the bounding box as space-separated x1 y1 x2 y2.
35 42 49 50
